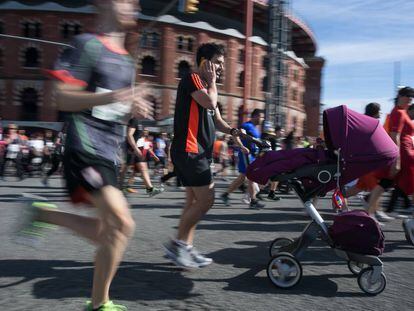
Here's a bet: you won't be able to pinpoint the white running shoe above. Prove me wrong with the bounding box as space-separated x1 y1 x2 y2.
242 193 251 204
163 240 207 268
402 219 414 246
188 246 213 267
375 211 394 222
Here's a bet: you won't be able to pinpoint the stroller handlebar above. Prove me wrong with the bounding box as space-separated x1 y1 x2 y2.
238 132 272 150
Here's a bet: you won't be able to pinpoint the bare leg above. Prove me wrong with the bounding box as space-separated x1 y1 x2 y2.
34 185 134 309
127 163 138 186
137 162 153 189
37 209 102 244
177 183 214 245
345 185 362 198
225 174 246 194
89 186 135 309
367 185 385 215
248 180 257 200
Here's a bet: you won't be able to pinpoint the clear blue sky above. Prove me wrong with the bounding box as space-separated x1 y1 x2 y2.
292 0 414 119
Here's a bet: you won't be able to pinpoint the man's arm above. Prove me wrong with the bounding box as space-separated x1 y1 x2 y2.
190 62 218 110
214 108 249 153
191 85 217 110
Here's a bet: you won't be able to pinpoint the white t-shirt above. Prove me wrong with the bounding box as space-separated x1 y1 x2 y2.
29 139 44 152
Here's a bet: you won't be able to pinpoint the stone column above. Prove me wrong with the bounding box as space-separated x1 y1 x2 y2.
250 45 262 98
160 26 176 118
224 39 238 125
303 56 325 137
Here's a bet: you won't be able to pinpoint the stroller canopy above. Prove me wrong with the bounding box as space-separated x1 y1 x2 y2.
323 105 398 184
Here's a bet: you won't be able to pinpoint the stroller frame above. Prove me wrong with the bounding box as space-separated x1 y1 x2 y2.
266 160 387 295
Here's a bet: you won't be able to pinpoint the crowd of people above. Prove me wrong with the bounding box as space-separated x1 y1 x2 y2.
5 1 413 310
0 124 65 182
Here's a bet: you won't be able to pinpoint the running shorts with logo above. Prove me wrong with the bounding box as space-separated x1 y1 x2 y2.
64 150 118 204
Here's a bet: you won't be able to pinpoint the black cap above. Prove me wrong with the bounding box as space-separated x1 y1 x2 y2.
398 87 414 97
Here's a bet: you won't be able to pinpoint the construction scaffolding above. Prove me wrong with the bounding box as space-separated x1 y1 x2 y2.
265 0 291 129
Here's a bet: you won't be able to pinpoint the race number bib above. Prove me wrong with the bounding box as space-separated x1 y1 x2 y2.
92 87 131 124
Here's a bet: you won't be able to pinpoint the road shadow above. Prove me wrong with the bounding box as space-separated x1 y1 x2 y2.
192 240 370 298
0 259 197 301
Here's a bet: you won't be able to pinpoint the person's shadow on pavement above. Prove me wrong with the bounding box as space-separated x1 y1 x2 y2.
0 259 198 301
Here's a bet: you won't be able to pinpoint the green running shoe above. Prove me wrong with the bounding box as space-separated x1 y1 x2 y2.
85 300 127 311
14 194 57 248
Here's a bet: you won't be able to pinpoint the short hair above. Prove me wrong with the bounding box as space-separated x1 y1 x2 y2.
196 43 225 66
251 109 264 118
364 102 380 117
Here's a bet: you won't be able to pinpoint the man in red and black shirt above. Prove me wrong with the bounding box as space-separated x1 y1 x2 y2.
165 43 248 268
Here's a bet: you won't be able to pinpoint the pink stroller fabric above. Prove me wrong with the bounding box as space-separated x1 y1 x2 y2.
246 148 328 185
247 105 398 192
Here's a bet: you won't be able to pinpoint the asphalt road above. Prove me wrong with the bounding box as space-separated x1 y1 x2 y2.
0 176 413 311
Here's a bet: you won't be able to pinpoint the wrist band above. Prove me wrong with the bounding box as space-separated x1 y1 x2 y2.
230 128 238 136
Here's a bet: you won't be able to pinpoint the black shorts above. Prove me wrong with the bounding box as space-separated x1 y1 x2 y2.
63 150 118 204
379 178 394 190
126 151 136 165
171 151 212 187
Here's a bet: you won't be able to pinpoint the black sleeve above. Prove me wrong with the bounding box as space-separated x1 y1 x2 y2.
128 118 139 129
186 73 206 94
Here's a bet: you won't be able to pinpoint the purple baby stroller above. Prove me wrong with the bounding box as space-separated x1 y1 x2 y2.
247 105 398 295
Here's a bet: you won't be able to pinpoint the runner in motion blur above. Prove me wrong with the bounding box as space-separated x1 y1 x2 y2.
16 1 152 310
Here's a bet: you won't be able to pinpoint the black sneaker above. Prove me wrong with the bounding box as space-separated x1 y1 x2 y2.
268 192 281 201
256 193 265 201
249 200 265 209
220 193 230 206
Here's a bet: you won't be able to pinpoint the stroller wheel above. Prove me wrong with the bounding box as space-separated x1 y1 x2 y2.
267 252 302 289
402 219 414 246
269 237 294 257
357 267 386 296
347 261 368 276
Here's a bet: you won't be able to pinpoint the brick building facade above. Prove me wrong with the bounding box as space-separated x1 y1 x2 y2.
0 0 324 136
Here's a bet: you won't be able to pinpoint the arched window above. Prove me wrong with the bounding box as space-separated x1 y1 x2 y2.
262 76 268 92
35 22 42 38
177 60 191 79
238 71 244 87
177 36 184 50
24 47 40 68
20 88 39 121
141 56 156 75
61 23 82 39
74 24 82 35
187 38 193 52
22 21 42 38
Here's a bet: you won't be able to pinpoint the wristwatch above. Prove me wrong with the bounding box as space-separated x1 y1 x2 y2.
230 128 239 136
